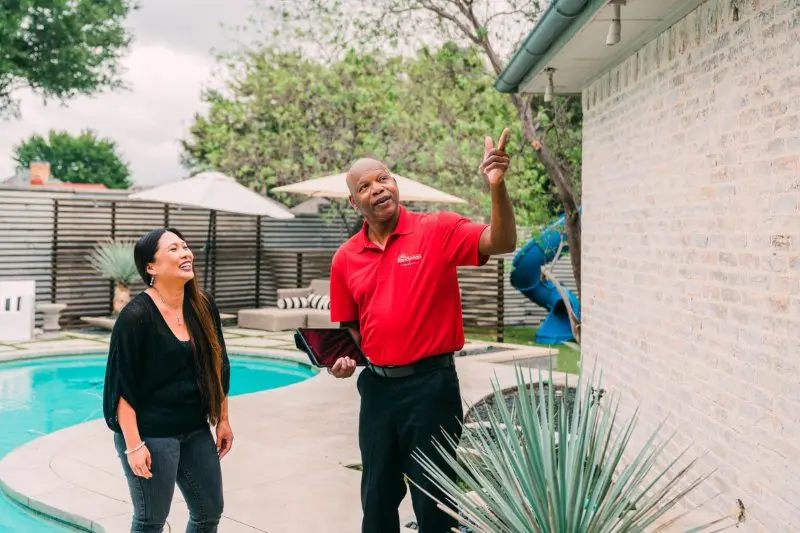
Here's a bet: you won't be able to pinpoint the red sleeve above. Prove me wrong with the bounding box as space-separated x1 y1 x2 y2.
329 251 358 323
436 211 490 267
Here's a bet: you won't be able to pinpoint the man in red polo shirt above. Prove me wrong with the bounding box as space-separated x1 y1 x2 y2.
329 129 516 533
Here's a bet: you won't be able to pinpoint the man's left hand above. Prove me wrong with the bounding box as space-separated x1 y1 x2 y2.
480 128 511 186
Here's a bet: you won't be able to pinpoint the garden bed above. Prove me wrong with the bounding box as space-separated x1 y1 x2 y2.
368 384 582 533
456 343 514 357
464 381 577 433
437 383 580 532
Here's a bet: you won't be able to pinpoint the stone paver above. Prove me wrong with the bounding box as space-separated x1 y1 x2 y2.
11 339 106 351
224 328 273 337
225 336 287 349
267 332 297 343
0 339 560 533
65 333 110 342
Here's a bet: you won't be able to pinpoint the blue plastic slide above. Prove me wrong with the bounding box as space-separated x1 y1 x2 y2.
509 214 580 345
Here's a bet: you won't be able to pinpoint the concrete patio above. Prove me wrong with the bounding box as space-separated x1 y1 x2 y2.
0 327 560 532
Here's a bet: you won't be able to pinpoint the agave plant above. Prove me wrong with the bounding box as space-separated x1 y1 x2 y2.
412 352 722 533
87 238 138 316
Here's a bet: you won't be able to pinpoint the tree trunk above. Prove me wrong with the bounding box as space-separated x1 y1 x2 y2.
512 94 582 298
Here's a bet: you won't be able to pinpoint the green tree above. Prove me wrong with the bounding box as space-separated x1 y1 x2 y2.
391 43 562 226
182 44 559 227
13 129 132 189
256 0 584 294
0 0 136 118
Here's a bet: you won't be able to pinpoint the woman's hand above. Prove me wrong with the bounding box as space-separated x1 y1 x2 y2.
127 444 152 478
216 420 234 459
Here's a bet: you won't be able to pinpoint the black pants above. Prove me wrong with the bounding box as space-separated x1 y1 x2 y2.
357 364 464 533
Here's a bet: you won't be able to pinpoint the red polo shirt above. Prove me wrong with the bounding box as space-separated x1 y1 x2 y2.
329 206 489 366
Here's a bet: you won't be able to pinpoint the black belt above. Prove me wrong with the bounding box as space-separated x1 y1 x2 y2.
368 353 455 378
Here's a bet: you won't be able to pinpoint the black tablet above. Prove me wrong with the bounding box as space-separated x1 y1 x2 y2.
295 327 369 368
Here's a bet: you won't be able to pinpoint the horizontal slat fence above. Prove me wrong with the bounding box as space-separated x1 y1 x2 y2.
1 188 578 340
503 258 577 327
260 250 338 308
0 192 55 314
458 258 506 339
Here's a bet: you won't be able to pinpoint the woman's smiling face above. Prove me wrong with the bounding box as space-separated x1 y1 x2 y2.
147 231 195 284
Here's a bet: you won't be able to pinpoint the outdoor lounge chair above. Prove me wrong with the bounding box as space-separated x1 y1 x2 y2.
237 278 337 331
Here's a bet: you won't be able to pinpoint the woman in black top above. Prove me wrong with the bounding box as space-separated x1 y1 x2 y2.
103 227 233 533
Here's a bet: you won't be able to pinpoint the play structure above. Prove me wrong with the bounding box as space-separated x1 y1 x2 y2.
510 214 580 345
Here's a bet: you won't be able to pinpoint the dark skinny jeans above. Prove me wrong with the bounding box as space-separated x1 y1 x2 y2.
114 427 223 533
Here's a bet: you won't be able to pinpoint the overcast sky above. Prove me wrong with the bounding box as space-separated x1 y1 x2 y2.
0 0 260 186
0 0 535 187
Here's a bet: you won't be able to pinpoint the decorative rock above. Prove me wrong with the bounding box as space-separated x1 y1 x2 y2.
38 303 68 333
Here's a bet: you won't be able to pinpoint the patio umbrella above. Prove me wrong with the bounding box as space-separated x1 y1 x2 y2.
129 171 294 291
272 172 467 204
130 171 295 217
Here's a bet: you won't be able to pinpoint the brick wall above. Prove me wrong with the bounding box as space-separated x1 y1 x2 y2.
580 0 799 530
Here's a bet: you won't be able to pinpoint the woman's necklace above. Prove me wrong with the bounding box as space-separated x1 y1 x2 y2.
152 287 184 326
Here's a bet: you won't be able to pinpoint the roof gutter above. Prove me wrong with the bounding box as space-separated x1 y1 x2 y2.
494 0 592 94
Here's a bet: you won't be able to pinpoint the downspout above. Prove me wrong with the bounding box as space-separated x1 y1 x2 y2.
494 0 592 93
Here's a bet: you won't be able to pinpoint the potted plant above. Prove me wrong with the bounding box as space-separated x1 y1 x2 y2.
412 345 738 532
87 237 138 316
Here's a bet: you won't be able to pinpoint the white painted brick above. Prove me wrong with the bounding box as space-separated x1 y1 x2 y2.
581 0 800 528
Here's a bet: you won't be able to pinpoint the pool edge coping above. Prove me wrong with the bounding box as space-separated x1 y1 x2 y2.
0 346 319 532
0 345 316 368
0 476 100 532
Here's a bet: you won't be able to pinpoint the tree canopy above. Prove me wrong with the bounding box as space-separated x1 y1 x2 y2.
13 129 132 189
252 0 584 295
0 0 135 118
182 43 560 226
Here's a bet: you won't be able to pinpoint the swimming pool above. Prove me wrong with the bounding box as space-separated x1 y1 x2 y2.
0 353 316 532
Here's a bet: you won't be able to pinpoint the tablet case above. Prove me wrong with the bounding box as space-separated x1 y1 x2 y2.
294 329 369 367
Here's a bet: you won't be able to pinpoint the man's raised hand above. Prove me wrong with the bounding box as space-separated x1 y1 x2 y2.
480 128 511 186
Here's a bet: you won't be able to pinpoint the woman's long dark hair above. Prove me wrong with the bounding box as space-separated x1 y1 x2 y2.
133 227 226 425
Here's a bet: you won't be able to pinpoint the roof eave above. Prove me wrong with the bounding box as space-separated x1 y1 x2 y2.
494 0 607 94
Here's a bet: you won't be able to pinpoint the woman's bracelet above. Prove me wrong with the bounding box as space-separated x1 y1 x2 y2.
124 441 146 455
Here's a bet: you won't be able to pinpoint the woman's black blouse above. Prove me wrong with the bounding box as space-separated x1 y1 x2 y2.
102 291 231 438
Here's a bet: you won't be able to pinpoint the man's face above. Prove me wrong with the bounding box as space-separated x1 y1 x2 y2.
348 164 400 223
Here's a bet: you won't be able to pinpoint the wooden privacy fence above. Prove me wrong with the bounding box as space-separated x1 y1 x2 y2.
47 198 347 325
252 249 509 340
1 189 577 342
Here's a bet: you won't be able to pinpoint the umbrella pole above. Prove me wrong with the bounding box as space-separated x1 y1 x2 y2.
211 211 217 297
203 211 213 292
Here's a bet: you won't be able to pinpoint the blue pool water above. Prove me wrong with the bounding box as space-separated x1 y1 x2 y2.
0 353 316 532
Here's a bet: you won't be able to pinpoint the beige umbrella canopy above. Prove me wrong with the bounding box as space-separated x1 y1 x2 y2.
129 171 295 291
272 172 467 204
130 171 295 218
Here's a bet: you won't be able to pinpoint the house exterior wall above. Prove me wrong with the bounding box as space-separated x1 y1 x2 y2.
580 0 799 530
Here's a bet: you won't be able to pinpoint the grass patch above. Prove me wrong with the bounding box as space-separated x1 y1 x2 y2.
466 325 580 374
466 325 537 346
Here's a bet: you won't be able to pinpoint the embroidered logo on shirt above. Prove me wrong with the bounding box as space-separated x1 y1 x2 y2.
397 253 422 266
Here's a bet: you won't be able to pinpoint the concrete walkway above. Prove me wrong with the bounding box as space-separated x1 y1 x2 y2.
0 330 559 532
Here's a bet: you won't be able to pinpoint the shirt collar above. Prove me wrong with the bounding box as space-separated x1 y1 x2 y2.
356 205 414 252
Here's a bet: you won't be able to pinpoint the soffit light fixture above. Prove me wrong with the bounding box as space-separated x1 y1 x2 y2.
606 0 626 46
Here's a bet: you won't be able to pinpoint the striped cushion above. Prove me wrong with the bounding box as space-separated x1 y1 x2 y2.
277 296 309 310
308 294 330 310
